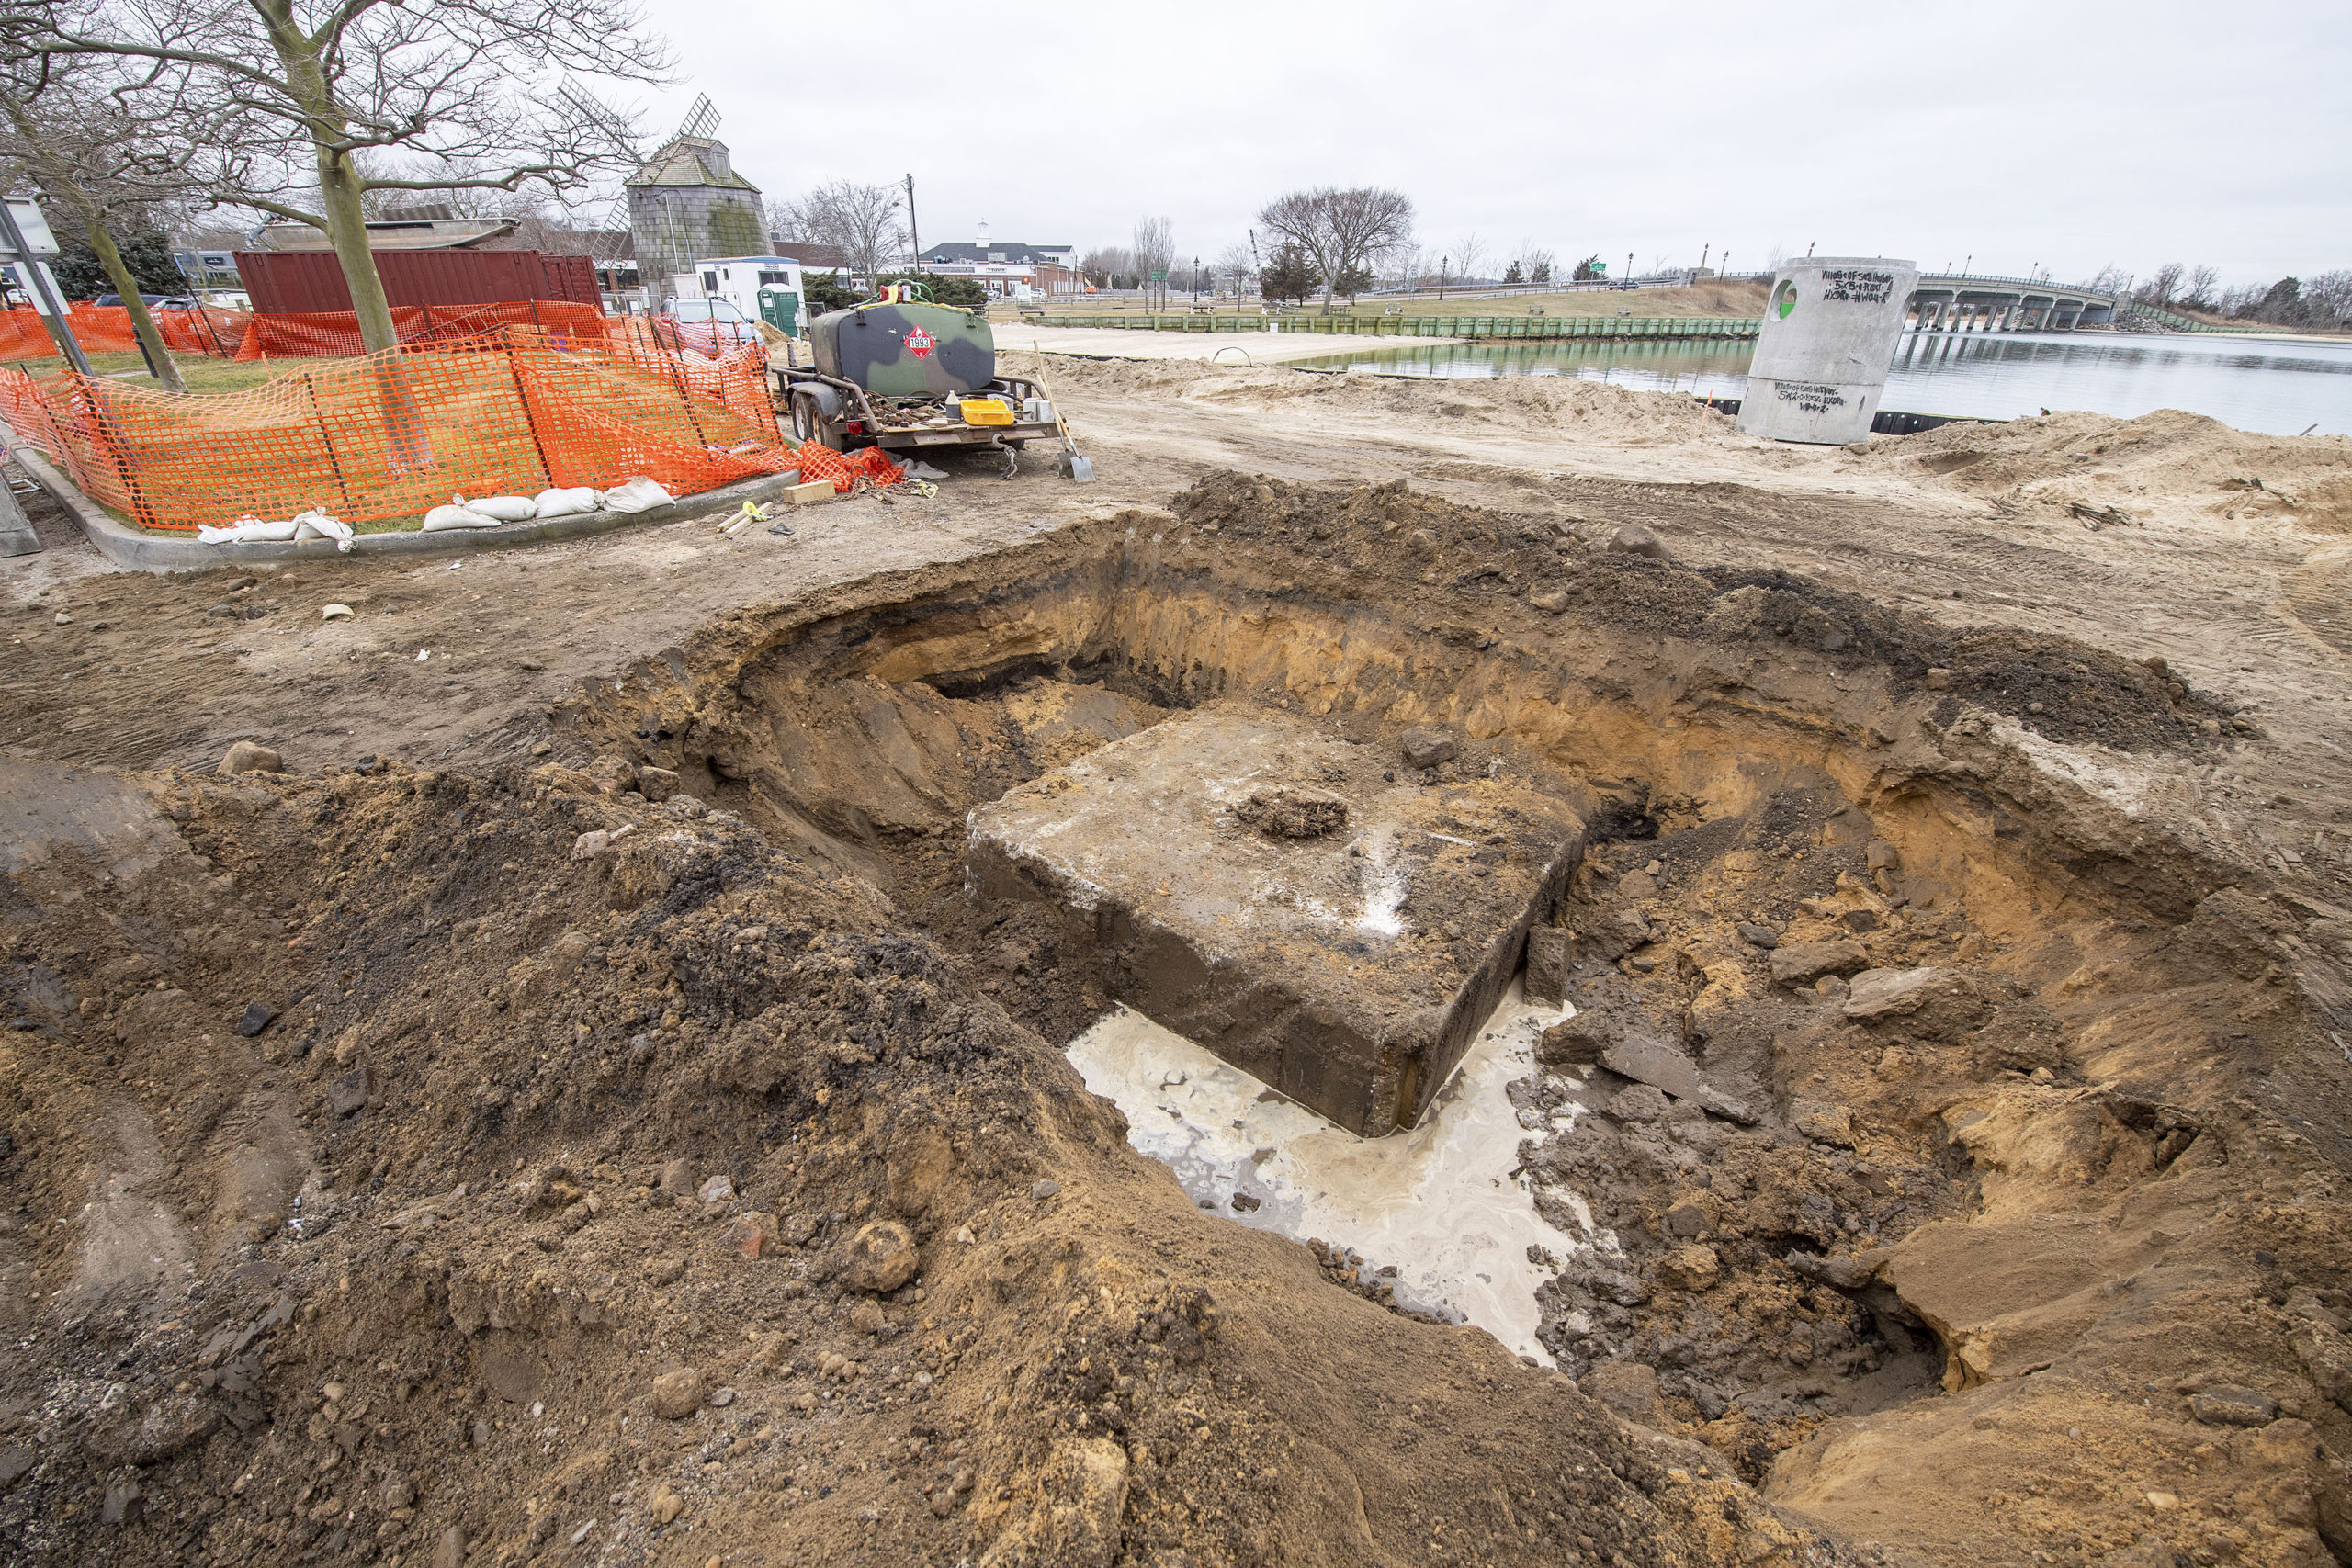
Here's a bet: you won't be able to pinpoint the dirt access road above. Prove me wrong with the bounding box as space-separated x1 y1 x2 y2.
4 355 2352 1568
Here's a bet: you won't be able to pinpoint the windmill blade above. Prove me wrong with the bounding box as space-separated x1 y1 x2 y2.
676 93 719 142
559 81 643 163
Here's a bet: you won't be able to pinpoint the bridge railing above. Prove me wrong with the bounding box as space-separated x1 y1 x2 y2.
1914 272 2113 299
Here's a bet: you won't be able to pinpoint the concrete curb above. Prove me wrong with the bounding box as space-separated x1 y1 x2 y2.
7 447 806 574
0 467 39 558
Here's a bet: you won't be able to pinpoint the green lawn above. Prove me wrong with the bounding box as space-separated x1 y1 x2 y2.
76 351 308 395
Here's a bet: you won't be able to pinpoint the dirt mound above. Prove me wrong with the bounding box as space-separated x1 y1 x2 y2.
0 756 1844 1567
1871 408 2352 532
1045 353 1743 446
1168 471 2222 752
1191 367 1741 444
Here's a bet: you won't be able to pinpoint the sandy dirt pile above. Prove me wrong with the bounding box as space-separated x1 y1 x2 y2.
1859 410 2352 533
1052 355 1746 446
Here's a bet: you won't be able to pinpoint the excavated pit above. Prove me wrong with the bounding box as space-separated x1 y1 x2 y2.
11 472 2340 1568
543 471 2352 1566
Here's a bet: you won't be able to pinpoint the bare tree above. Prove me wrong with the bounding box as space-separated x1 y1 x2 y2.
8 0 673 352
0 52 227 389
1080 245 1136 289
1452 232 1487 285
1254 186 1415 315
1212 241 1255 297
1131 216 1173 304
1510 240 1555 286
1384 240 1425 291
784 180 904 284
2086 264 2130 298
2181 265 2221 310
2307 271 2352 327
2137 262 2185 305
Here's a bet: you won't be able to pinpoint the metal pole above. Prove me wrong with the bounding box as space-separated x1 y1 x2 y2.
0 199 90 376
903 175 920 280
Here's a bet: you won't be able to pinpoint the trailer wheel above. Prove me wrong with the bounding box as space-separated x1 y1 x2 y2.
788 390 840 449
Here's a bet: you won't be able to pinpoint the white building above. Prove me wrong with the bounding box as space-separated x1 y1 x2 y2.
916 224 1082 298
671 254 806 325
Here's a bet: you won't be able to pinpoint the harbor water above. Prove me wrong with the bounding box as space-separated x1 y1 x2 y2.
1294 329 2352 438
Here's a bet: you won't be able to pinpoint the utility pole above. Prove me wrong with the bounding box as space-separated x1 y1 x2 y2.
903 174 921 280
1439 255 1448 302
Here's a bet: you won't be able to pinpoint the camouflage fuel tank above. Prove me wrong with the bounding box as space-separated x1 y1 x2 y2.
810 301 995 399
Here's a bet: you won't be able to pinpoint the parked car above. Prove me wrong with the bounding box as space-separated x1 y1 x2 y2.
94 292 198 310
662 297 759 345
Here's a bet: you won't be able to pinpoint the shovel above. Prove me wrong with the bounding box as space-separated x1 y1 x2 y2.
1030 346 1094 483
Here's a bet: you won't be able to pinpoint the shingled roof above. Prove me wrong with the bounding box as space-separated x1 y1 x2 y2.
626 136 759 193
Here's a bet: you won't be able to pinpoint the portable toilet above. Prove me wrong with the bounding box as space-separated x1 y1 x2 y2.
758 286 799 335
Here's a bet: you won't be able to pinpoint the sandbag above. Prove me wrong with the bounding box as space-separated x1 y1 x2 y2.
290 508 356 553
533 487 599 519
459 494 537 522
600 477 673 514
421 503 503 532
197 515 299 545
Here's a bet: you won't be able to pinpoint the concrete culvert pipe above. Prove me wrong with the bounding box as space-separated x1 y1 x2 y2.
1737 256 1919 444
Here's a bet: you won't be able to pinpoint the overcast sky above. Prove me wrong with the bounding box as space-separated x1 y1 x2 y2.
632 0 2345 288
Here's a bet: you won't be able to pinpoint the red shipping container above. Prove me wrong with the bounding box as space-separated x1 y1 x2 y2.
232 249 603 314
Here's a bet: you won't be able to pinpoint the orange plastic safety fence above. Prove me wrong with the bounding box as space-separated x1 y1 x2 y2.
0 324 790 534
0 304 251 362
231 300 610 360
789 442 904 493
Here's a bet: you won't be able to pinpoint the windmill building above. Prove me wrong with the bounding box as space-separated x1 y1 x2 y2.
624 97 767 310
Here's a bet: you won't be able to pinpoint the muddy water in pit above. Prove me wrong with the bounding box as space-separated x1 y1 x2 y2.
1068 984 1585 1363
560 478 2352 1564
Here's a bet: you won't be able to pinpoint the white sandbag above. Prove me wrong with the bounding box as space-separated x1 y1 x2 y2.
291 508 356 553
421 503 503 532
533 486 599 519
600 477 673 514
197 515 299 545
461 494 537 522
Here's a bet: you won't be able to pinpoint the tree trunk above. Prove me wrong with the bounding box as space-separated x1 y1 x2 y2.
315 147 400 353
82 218 188 394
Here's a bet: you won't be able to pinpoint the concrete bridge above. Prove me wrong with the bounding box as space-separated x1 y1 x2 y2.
1905 273 2120 333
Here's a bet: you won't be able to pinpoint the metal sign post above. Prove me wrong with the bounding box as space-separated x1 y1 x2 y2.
0 196 90 376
